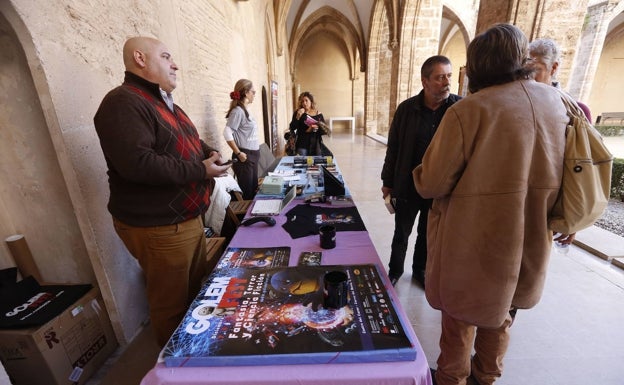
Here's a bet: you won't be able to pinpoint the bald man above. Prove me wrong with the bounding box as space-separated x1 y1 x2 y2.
94 36 230 347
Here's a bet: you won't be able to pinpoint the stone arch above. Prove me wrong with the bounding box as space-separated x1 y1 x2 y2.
291 30 354 120
287 9 357 129
0 2 155 345
570 1 624 108
604 9 624 49
289 6 363 81
440 5 471 94
0 3 94 282
274 0 292 56
265 5 279 151
365 0 393 137
440 5 470 52
0 3 123 337
589 7 624 119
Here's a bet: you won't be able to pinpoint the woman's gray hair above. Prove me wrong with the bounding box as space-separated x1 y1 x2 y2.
529 38 561 69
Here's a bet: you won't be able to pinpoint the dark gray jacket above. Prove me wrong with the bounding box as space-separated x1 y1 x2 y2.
381 90 461 200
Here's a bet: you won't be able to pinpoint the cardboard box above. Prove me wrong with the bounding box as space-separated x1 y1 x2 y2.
0 287 118 385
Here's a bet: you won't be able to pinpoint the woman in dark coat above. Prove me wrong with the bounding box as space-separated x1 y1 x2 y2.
288 91 329 156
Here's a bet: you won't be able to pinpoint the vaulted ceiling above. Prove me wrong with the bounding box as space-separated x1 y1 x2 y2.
276 0 469 78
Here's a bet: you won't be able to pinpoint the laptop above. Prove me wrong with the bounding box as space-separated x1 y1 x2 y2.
251 186 297 216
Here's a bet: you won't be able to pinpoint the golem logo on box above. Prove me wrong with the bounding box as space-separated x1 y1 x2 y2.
5 292 54 317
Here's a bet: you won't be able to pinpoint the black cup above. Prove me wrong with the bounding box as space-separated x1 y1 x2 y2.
323 271 349 309
319 224 336 249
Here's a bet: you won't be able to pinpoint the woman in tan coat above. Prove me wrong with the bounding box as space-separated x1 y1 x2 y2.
413 24 572 385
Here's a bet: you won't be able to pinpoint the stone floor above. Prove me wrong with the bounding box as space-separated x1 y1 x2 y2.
84 128 624 385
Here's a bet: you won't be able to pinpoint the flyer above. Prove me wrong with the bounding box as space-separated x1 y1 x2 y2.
216 247 290 270
162 264 416 366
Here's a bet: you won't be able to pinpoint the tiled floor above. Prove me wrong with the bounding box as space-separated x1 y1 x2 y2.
88 128 624 385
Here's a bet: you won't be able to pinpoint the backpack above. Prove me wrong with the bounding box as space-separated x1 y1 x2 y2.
284 131 297 156
548 91 613 234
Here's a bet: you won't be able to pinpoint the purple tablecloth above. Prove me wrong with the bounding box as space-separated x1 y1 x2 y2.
141 190 433 385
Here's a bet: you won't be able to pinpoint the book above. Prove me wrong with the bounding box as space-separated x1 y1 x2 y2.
162 264 416 366
304 115 318 126
384 195 395 214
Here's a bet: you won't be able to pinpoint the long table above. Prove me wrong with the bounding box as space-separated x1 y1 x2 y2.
140 157 433 385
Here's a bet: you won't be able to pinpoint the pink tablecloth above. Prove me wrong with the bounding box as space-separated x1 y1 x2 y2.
140 199 433 385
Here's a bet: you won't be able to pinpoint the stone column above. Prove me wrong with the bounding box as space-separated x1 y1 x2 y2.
568 2 613 101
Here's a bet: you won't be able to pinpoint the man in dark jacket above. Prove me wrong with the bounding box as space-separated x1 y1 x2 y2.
94 36 231 346
381 55 461 287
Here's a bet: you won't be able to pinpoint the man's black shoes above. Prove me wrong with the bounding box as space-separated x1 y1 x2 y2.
412 269 425 288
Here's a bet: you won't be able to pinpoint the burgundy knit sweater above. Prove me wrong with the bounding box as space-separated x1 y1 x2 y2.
94 72 216 226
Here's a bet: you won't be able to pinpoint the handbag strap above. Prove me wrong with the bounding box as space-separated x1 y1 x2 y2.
555 88 586 123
